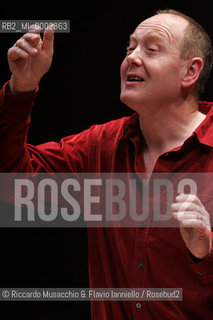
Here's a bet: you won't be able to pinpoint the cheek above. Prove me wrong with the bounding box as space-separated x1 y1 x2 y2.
120 58 128 81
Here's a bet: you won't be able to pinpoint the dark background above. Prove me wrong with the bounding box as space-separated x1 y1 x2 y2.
0 0 213 319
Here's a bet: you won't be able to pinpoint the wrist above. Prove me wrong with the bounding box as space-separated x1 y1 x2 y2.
189 237 212 260
189 250 204 263
9 76 38 95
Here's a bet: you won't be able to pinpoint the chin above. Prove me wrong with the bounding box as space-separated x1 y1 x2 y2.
120 92 143 113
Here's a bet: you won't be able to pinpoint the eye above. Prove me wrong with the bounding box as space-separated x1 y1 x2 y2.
147 47 156 52
145 43 159 53
126 46 136 55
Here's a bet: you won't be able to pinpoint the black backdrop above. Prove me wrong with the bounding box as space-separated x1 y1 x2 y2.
0 1 213 319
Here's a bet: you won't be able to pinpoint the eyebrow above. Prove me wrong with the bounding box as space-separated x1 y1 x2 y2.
129 34 136 42
129 32 167 44
127 34 136 47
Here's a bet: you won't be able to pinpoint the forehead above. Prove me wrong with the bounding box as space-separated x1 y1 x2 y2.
132 14 188 44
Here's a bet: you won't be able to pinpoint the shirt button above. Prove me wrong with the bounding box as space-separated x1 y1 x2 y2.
197 271 203 276
140 223 146 229
136 302 142 309
137 262 143 269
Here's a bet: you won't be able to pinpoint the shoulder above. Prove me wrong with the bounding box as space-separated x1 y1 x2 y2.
88 113 138 141
90 115 131 133
199 101 213 114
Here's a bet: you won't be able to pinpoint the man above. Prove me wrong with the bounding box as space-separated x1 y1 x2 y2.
1 9 213 319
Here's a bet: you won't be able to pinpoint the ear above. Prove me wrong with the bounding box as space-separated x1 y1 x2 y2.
181 57 203 89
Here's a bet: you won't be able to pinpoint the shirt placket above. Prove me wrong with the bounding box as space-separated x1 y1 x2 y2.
127 147 152 319
129 225 151 319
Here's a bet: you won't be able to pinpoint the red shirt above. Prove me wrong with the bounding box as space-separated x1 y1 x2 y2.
0 82 213 319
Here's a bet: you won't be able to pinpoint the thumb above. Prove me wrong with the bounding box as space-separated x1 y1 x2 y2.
43 25 54 54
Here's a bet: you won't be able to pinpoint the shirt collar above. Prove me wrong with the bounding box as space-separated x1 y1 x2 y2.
195 101 213 147
121 101 213 148
122 112 141 143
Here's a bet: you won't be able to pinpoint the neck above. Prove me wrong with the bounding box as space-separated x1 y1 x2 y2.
138 98 205 155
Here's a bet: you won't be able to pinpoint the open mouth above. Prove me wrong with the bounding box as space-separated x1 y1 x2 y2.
127 75 144 82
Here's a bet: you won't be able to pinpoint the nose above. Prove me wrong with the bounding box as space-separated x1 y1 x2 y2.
126 47 143 66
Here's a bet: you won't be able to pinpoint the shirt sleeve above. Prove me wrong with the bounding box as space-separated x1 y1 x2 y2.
0 82 92 173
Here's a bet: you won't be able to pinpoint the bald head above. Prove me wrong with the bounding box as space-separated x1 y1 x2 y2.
135 13 189 51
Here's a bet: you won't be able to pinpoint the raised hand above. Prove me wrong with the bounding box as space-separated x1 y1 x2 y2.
7 25 54 94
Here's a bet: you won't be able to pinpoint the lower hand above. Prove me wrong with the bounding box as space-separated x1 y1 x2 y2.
172 193 212 259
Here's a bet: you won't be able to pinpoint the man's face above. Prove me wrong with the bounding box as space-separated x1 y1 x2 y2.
120 14 189 111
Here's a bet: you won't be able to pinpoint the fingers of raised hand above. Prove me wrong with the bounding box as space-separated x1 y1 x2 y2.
28 24 41 34
8 32 41 61
15 37 38 54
